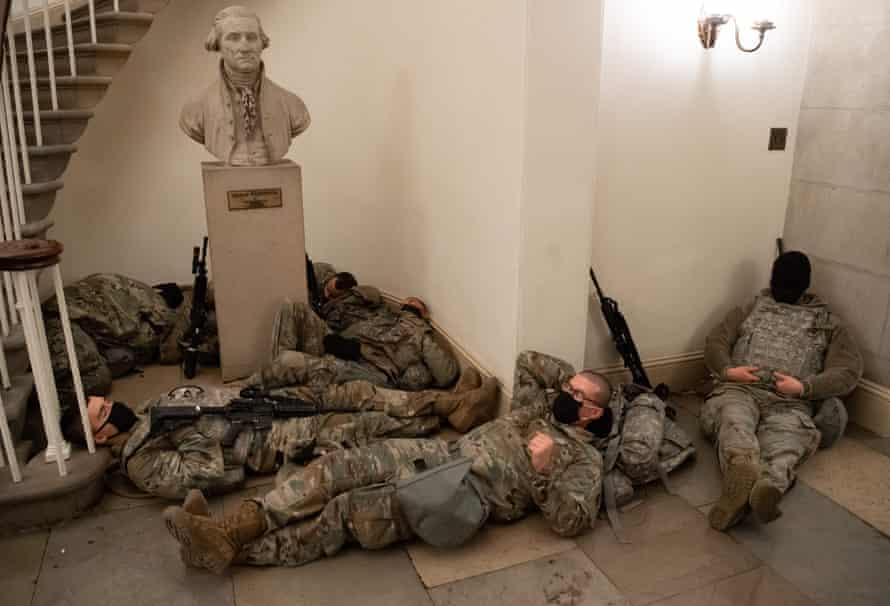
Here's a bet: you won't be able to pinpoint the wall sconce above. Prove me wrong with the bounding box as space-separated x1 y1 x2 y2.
698 10 775 53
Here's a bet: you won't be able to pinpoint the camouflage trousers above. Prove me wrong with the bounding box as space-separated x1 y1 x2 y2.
242 439 453 566
700 384 820 493
126 409 440 500
251 350 389 392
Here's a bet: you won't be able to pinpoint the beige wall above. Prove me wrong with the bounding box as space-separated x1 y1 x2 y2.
52 0 526 382
785 0 890 386
584 0 812 370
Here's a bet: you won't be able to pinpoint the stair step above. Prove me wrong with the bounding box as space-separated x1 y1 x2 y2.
14 75 112 111
13 143 78 182
21 217 55 239
3 373 34 443
22 178 63 224
16 42 133 77
14 439 34 466
0 447 110 533
1 325 29 380
15 12 154 51
72 0 170 19
23 109 94 146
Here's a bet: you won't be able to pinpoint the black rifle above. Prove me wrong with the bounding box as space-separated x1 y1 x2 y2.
589 268 670 401
149 390 336 445
182 237 209 379
776 237 784 256
306 253 322 314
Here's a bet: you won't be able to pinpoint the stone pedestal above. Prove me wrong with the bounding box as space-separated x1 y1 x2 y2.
202 161 308 380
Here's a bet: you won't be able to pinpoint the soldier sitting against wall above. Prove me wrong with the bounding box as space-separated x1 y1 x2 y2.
702 251 863 531
62 364 497 501
161 350 695 574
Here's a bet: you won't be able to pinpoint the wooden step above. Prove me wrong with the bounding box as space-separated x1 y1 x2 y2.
23 109 93 146
16 42 132 78
14 75 112 111
22 179 63 224
71 0 170 20
15 12 154 51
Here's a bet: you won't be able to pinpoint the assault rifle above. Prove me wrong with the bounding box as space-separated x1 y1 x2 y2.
149 389 340 445
182 237 209 379
776 237 784 256
589 268 670 401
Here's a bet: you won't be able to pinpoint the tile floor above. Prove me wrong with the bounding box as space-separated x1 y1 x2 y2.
1 367 889 606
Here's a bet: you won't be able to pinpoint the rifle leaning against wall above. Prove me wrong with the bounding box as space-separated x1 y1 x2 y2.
589 268 670 402
182 237 209 379
149 388 358 445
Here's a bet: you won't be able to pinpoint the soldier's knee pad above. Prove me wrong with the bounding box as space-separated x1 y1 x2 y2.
812 396 848 449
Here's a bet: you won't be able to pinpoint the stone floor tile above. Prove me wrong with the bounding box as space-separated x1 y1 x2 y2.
730 483 890 606
650 566 818 606
666 404 722 507
0 529 47 606
797 437 890 535
428 548 628 606
407 513 576 588
846 423 890 458
577 490 759 605
33 503 234 606
233 546 432 606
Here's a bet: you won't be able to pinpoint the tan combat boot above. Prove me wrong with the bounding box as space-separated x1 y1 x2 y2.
163 500 267 574
437 377 499 433
453 366 482 393
749 479 783 524
708 461 759 531
182 489 211 517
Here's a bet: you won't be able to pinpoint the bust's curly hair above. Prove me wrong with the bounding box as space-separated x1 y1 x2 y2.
205 6 270 52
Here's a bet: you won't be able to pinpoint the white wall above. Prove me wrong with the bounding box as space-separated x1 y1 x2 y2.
52 0 526 382
584 0 812 369
516 0 603 370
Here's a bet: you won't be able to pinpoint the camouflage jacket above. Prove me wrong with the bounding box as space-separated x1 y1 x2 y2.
43 273 175 364
455 351 602 537
705 290 863 400
340 310 459 390
311 262 387 332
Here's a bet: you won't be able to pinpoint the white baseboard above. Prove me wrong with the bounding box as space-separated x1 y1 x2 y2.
595 351 710 393
848 379 890 438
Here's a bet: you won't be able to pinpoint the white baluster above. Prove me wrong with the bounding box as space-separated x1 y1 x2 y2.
7 27 32 185
21 0 43 147
63 0 76 77
0 389 22 482
87 0 97 45
113 0 120 13
41 0 58 111
1 61 26 238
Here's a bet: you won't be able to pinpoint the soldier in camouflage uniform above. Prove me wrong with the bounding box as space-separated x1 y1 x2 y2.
310 261 385 332
701 251 863 531
258 295 460 396
162 350 692 573
44 273 176 412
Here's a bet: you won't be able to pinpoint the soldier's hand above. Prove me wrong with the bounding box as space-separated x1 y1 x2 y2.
773 372 804 396
724 366 760 383
528 432 555 475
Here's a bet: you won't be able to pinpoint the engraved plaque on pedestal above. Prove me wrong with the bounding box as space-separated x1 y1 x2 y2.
202 160 307 380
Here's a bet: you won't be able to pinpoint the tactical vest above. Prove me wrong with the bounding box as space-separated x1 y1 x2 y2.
731 294 832 379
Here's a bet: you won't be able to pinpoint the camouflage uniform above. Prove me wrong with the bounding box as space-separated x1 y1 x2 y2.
122 382 442 500
701 291 863 493
44 273 175 411
311 261 385 332
236 350 687 567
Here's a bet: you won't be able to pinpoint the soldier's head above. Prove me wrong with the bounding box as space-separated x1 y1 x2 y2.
401 297 429 320
553 371 614 437
323 272 358 301
62 396 138 446
771 251 811 305
205 6 269 75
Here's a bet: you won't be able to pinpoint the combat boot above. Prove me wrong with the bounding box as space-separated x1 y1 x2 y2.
435 378 499 433
452 366 482 393
164 500 267 574
708 461 759 531
182 489 211 517
749 479 783 524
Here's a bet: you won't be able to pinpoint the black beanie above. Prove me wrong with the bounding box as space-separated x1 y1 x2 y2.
771 251 811 304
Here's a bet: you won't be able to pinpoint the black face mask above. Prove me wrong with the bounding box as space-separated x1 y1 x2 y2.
401 305 424 318
99 401 138 434
584 406 614 438
552 391 582 424
770 286 804 305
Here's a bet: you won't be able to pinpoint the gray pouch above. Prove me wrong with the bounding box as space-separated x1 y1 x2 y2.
396 457 489 548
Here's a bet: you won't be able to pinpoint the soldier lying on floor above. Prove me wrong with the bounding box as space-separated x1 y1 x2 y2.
61 367 497 501
162 350 695 573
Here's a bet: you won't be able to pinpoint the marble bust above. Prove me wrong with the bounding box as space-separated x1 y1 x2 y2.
180 6 311 166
